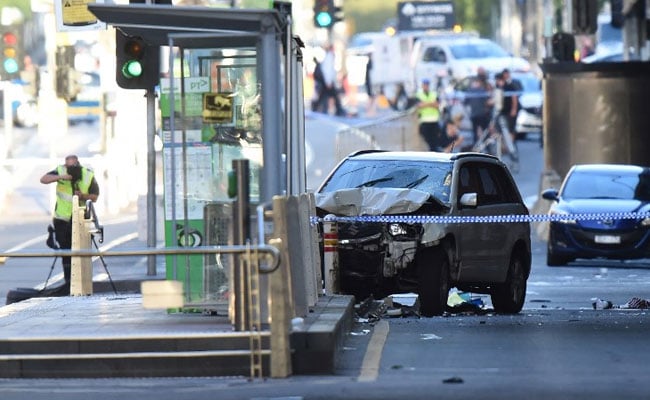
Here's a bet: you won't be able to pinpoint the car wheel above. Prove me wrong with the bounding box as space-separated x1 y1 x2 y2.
417 246 450 317
546 246 568 267
491 251 527 314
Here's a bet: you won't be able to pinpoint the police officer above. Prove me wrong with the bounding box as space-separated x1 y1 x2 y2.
40 155 100 294
415 78 441 151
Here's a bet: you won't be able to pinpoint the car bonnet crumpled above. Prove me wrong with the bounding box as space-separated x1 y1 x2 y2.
315 187 431 216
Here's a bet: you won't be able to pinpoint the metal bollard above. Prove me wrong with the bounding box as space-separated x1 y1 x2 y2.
322 214 339 295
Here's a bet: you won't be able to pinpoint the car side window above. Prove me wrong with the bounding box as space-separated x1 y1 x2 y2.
423 46 446 63
477 165 502 204
478 164 520 204
458 164 478 201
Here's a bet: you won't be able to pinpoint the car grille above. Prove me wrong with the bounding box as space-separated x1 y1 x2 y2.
568 226 647 251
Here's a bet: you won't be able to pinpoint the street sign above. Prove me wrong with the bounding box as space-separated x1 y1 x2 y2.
54 0 106 32
397 1 455 31
202 92 233 124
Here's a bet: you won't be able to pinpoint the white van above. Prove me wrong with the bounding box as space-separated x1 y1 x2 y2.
411 36 531 85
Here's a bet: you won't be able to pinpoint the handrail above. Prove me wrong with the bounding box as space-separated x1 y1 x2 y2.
0 244 282 273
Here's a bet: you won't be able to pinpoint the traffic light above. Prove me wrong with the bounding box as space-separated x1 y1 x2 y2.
1 28 21 81
552 32 576 62
55 45 81 102
116 30 159 90
313 0 342 28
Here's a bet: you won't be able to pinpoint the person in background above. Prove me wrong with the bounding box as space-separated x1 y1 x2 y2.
364 53 376 116
464 66 493 146
415 78 440 151
316 44 346 117
311 56 325 112
501 68 522 145
40 155 100 295
434 113 465 153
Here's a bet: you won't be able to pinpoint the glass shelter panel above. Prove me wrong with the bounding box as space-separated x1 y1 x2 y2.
160 46 264 310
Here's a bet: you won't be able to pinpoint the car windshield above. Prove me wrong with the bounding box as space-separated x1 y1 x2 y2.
562 169 650 201
449 41 510 59
319 159 453 205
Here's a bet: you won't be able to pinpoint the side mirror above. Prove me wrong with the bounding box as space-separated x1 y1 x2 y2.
541 188 559 202
459 192 477 208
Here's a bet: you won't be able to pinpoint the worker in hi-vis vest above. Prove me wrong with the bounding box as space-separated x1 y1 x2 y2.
40 154 99 295
415 78 441 151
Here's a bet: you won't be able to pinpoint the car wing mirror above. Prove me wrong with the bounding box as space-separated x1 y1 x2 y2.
459 192 477 207
541 188 559 202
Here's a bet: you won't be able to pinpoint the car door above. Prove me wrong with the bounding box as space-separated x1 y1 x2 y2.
457 162 511 282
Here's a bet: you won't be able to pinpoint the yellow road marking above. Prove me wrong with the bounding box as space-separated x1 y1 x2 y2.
358 320 389 382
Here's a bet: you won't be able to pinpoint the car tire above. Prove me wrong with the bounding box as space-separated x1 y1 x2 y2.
417 246 450 317
491 251 527 314
546 246 568 267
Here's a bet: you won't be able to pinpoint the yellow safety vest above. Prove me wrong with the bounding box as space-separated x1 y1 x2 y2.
416 90 440 122
54 165 94 221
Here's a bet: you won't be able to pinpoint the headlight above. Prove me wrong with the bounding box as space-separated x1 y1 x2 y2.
641 217 650 226
549 209 576 224
389 223 408 236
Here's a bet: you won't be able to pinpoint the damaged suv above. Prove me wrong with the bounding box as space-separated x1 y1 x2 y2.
315 150 531 316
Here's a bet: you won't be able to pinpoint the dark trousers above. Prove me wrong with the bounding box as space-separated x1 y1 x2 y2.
470 114 491 143
419 121 440 151
53 217 73 286
316 85 346 116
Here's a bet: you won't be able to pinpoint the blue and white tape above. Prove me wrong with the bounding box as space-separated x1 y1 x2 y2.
311 212 650 225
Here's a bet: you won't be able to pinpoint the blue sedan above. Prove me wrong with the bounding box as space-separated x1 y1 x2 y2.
542 164 650 266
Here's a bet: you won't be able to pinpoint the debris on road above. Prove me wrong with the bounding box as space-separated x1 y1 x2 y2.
622 297 650 309
591 298 614 310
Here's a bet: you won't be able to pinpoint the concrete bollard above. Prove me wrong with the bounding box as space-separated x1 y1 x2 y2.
70 195 93 296
322 214 339 295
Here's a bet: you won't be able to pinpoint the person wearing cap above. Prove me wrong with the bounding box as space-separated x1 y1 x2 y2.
40 155 100 295
434 113 465 153
415 78 441 151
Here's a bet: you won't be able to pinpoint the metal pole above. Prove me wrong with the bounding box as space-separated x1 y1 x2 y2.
259 25 283 201
146 89 157 276
233 159 251 331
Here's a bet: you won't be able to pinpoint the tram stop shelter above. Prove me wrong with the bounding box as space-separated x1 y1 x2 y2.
87 2 308 309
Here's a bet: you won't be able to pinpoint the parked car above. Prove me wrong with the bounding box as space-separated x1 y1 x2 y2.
512 71 542 139
542 164 650 266
315 150 531 316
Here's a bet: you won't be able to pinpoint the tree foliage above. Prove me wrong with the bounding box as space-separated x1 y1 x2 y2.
0 0 32 22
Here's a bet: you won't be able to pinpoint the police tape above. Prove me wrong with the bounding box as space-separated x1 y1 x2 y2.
310 211 650 225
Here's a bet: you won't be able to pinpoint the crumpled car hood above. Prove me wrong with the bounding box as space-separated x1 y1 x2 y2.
315 187 431 216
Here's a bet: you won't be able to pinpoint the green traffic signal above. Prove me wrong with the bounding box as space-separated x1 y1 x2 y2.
3 58 18 74
122 60 143 78
315 11 333 28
